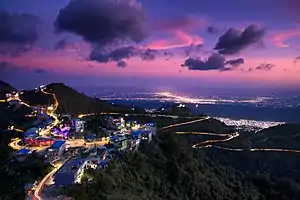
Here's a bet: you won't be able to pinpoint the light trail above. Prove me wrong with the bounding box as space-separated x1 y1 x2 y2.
159 118 300 154
157 116 210 131
34 160 65 200
78 112 200 119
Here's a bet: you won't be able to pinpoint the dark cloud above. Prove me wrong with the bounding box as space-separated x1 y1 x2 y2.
206 26 219 34
90 46 136 63
255 63 275 71
140 49 157 61
181 53 245 71
0 62 50 80
0 11 40 54
181 53 225 71
214 24 265 55
184 44 203 57
117 60 127 68
164 51 173 61
34 68 48 74
225 58 244 67
294 56 300 66
55 0 149 63
54 38 68 50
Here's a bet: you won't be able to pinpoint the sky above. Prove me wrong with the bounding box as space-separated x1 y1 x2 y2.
0 0 300 92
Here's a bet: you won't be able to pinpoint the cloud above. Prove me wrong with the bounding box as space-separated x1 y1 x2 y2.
54 0 149 63
225 58 244 67
147 30 203 50
214 24 265 55
90 46 136 63
184 44 203 57
34 68 48 74
294 56 300 66
117 60 127 68
272 29 300 48
206 26 219 34
0 61 50 79
54 38 68 50
0 11 40 55
164 51 173 61
152 15 205 32
255 63 275 71
140 49 157 61
181 53 244 71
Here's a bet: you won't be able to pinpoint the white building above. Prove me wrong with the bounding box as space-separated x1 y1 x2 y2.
74 119 85 133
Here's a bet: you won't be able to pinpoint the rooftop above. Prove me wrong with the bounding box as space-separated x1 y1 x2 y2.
49 140 66 149
16 148 31 155
56 157 83 175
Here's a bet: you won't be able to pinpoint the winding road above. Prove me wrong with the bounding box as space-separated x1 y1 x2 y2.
161 118 300 154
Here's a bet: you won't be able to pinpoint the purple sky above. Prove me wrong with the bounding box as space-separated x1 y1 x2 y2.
0 0 300 92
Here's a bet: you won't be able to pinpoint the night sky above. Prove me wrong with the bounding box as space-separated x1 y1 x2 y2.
0 0 300 91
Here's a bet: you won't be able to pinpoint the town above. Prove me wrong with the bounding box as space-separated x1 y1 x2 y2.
3 85 157 200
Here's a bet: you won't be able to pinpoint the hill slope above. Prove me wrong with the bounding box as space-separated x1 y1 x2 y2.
20 83 143 114
0 80 16 98
61 133 300 200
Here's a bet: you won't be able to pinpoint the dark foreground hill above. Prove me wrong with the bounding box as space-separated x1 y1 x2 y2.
20 83 145 115
60 133 300 200
0 80 16 98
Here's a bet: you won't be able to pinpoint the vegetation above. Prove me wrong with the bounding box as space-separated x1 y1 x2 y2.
222 123 300 149
20 83 145 115
161 118 233 133
60 133 300 200
0 80 16 98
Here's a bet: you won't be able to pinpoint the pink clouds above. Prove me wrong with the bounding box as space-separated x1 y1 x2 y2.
272 29 300 47
147 30 203 50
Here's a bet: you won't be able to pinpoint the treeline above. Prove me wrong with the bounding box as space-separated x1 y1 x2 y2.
60 133 300 200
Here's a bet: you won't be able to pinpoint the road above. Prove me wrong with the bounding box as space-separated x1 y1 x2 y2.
33 160 66 200
8 89 60 151
78 112 203 120
157 116 210 131
160 118 300 154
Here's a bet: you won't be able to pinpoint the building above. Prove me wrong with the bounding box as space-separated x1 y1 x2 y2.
141 130 153 143
110 135 128 151
15 148 31 161
24 128 39 138
47 140 66 157
73 119 85 133
25 137 54 146
145 123 157 136
54 158 87 186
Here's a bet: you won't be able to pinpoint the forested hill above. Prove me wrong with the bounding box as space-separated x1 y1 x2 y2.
61 133 300 200
0 80 16 98
20 83 145 115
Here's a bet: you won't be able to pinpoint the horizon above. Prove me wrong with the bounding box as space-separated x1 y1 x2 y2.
0 0 300 91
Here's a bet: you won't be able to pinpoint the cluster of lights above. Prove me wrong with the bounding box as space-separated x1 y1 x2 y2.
216 117 284 131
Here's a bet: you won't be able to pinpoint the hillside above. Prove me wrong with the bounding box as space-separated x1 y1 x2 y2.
219 123 300 150
60 133 300 200
161 118 234 134
20 83 144 115
156 104 194 116
0 80 16 98
250 123 300 149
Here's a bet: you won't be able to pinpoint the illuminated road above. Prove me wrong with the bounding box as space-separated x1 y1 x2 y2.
78 112 201 119
8 88 60 151
34 160 65 200
160 118 300 154
158 116 210 131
